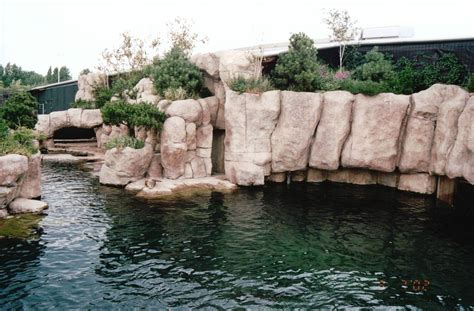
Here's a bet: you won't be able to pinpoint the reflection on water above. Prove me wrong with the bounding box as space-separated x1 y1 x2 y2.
0 162 473 309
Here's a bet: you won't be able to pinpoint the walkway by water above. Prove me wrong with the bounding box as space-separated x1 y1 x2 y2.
0 162 473 309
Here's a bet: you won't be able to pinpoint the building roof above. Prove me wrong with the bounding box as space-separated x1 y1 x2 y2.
29 79 78 92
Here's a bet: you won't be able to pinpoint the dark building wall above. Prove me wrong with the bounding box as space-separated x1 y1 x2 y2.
317 38 474 73
30 82 78 114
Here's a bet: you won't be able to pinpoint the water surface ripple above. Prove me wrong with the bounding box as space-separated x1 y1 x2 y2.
0 162 473 309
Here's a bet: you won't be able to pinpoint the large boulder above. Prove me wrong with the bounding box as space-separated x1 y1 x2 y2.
19 152 42 199
398 173 437 194
75 72 107 102
68 108 83 128
446 96 474 183
166 99 203 125
398 84 468 174
341 93 410 172
49 110 70 133
224 90 280 185
161 116 187 179
8 198 48 215
35 114 51 136
99 145 154 186
134 78 161 105
0 154 29 186
271 91 322 172
80 109 103 128
191 53 220 79
309 91 354 170
218 50 259 85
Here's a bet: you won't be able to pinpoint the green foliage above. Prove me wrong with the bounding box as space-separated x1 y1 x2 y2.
338 79 391 96
1 63 45 87
101 101 166 131
229 76 274 94
271 33 324 92
105 136 145 150
467 73 474 92
0 127 38 156
0 92 38 129
0 118 8 139
152 47 203 97
353 47 395 82
45 66 72 83
71 99 97 109
93 86 114 108
390 53 467 94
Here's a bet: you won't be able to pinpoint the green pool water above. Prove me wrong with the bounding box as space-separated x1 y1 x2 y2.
0 162 473 309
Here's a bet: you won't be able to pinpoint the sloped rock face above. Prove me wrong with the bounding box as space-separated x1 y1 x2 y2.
446 96 474 183
341 93 410 172
271 91 323 173
398 84 468 174
309 91 354 170
224 90 280 185
134 78 161 106
99 145 154 186
1 154 43 217
217 51 259 86
19 152 42 199
75 72 107 102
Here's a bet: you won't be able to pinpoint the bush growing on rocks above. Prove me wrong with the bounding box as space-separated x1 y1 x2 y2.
353 47 395 83
229 76 274 94
467 73 474 92
0 92 38 129
152 47 203 98
104 136 145 150
0 127 37 156
271 33 326 92
71 99 97 109
101 100 166 134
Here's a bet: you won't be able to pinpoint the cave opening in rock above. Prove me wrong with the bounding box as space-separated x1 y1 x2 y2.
211 129 225 174
53 127 96 142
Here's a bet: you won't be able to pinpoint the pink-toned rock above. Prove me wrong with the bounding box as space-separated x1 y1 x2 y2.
8 198 48 214
49 110 69 133
267 172 287 183
271 91 322 172
225 161 264 186
398 173 437 194
161 143 187 179
190 157 207 178
376 171 399 188
341 93 410 172
186 123 197 150
310 91 354 170
446 96 474 183
68 108 82 128
81 109 103 128
399 84 468 174
201 96 219 126
99 145 154 186
291 170 307 182
35 114 51 136
218 50 258 85
198 98 211 125
19 152 42 199
162 117 186 144
147 153 163 179
166 99 203 125
224 90 280 185
196 124 213 148
191 53 221 78
196 148 212 158
0 154 29 186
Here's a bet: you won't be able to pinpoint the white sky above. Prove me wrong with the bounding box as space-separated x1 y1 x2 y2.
1 0 473 78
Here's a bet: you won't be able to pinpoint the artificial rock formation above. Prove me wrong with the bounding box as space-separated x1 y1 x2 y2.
36 108 103 138
224 85 473 196
99 145 154 186
224 90 280 185
160 99 213 180
75 72 107 102
271 91 322 172
0 152 45 218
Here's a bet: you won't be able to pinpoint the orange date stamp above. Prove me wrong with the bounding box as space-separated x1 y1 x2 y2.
379 279 430 291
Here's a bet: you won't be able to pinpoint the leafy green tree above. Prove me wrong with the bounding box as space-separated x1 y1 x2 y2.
59 66 72 81
152 46 203 97
271 33 325 91
0 92 38 129
1 63 45 87
353 47 395 82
